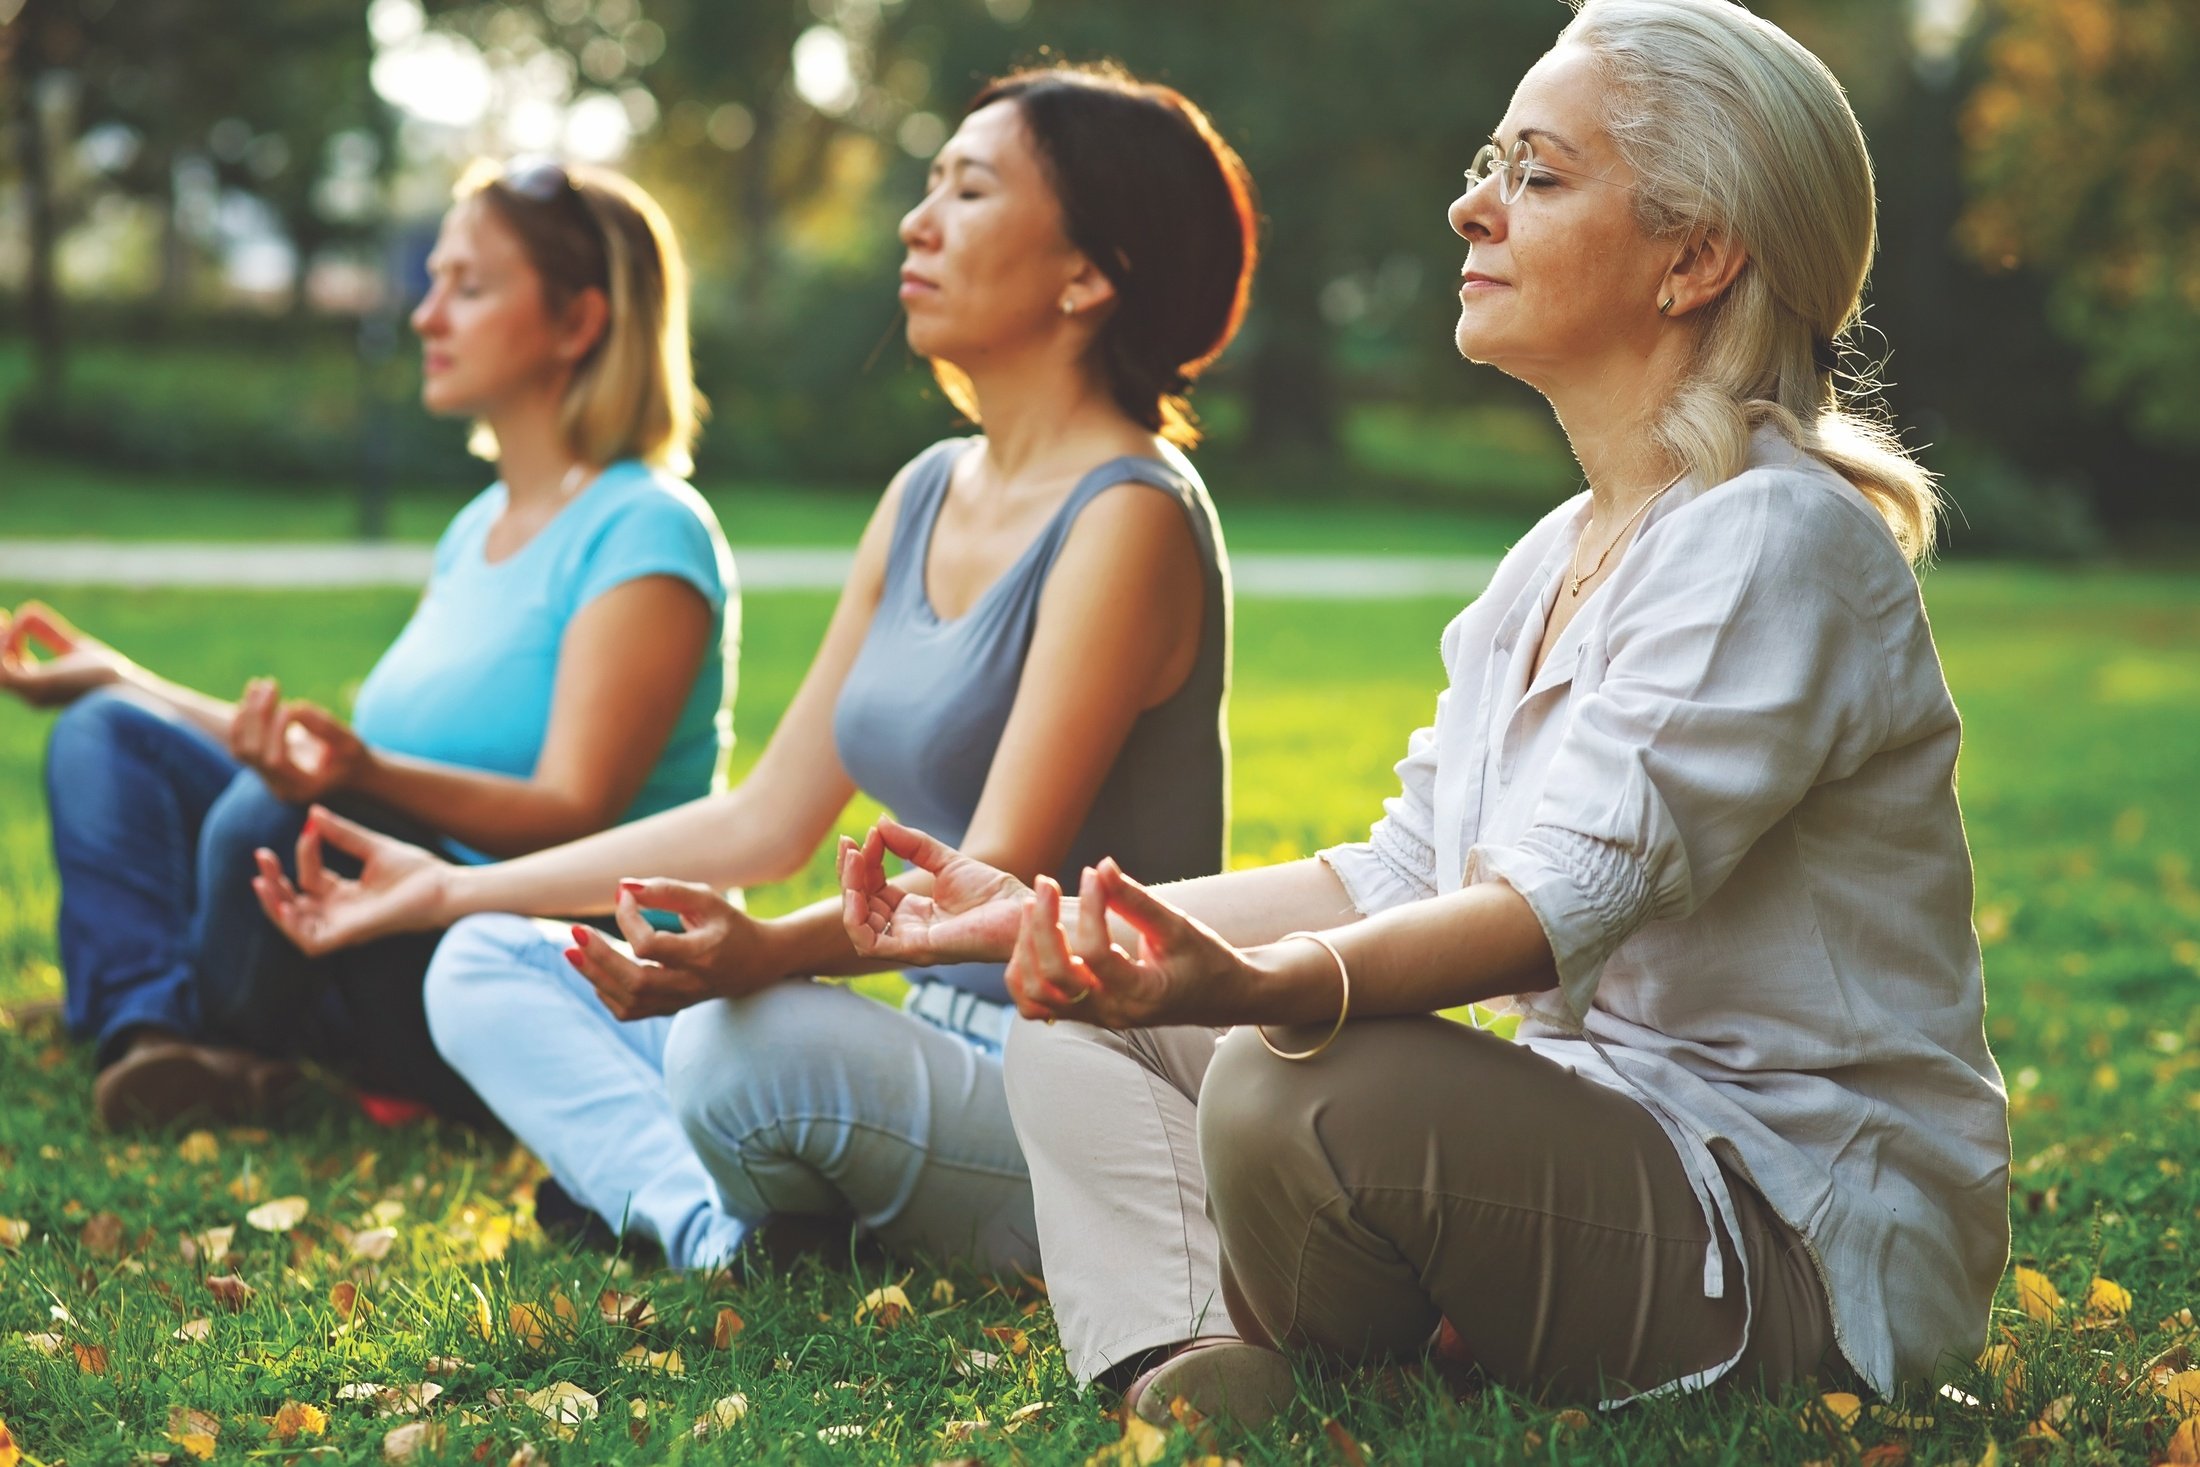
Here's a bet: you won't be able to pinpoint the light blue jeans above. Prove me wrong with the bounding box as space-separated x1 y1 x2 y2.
422 913 1038 1272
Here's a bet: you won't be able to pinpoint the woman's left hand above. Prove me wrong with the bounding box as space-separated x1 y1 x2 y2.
565 878 779 1021
1007 858 1251 1029
230 678 366 802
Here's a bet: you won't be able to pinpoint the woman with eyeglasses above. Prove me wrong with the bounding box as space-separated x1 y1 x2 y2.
839 0 2009 1426
249 64 1257 1275
0 160 734 1130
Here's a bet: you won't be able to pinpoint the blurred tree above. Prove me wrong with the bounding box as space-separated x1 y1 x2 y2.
3 0 68 400
1962 0 2200 457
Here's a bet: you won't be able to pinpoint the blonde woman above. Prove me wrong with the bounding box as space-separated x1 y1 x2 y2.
0 160 733 1129
843 0 2009 1423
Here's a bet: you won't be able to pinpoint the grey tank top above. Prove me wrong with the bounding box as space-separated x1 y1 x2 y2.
832 436 1232 1002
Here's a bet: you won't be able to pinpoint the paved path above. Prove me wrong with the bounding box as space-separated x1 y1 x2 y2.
0 540 1498 601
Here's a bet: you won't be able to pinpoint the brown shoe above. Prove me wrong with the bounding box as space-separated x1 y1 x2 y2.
93 1032 301 1130
1124 1339 1298 1431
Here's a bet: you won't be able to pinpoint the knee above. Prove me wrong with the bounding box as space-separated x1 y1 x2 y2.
46 688 159 793
662 991 796 1145
200 772 306 876
1000 1015 1109 1144
1198 1028 1335 1224
422 914 547 1063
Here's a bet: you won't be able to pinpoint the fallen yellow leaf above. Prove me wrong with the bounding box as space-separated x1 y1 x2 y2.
598 1289 656 1329
2162 1370 2200 1413
2014 1266 2063 1323
1971 1442 2001 1467
1820 1392 1865 1428
523 1382 599 1426
0 1416 22 1467
2084 1276 2132 1319
620 1346 684 1377
982 1324 1031 1356
351 1227 398 1262
0 1218 28 1252
464 1277 494 1341
380 1421 444 1463
2167 1417 2200 1466
174 1318 213 1343
80 1211 125 1258
713 1306 745 1349
166 1406 221 1461
1085 1414 1169 1467
72 1342 108 1375
269 1402 328 1443
205 1274 255 1311
691 1393 749 1440
244 1195 308 1233
177 1130 219 1164
854 1284 912 1329
930 1279 957 1306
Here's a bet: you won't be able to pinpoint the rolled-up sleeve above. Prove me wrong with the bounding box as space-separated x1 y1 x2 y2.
1320 690 1447 916
1467 485 1892 1025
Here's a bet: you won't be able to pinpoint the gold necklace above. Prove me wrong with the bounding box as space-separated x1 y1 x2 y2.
1567 471 1684 598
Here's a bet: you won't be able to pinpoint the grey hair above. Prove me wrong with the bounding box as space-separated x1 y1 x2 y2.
1559 0 1938 561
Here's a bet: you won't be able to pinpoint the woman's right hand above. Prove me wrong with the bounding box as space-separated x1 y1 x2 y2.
838 817 1033 966
0 603 132 708
249 806 454 955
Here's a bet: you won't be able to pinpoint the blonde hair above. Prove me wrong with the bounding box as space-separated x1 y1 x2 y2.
453 160 704 476
1559 0 1939 561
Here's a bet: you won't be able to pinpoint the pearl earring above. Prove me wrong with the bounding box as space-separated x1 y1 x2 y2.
1060 298 1076 316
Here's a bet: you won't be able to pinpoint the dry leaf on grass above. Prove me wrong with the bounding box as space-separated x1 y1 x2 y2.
72 1342 108 1375
268 1403 328 1443
690 1394 749 1440
597 1289 656 1329
855 1284 912 1329
1001 1402 1050 1432
2014 1266 2063 1323
205 1275 254 1311
2161 1370 2200 1413
177 1131 219 1164
952 1348 1003 1378
1857 1445 1910 1467
507 1294 579 1349
620 1346 684 1376
522 1383 599 1426
80 1211 126 1258
2084 1275 2132 1319
982 1325 1031 1356
246 1196 309 1233
424 1356 469 1378
185 1226 236 1268
331 1280 368 1323
930 1279 957 1306
173 1319 212 1343
2166 1418 2200 1465
166 1408 220 1461
19 1333 63 1356
1321 1418 1370 1467
713 1307 745 1348
381 1422 445 1462
0 1218 28 1251
1085 1414 1169 1467
0 1416 22 1467
816 1424 866 1443
352 1227 398 1261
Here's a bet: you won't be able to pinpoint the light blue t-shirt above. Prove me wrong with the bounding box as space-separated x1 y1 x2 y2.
352 461 737 843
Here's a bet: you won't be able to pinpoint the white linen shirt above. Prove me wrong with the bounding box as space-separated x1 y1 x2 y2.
1320 429 2010 1399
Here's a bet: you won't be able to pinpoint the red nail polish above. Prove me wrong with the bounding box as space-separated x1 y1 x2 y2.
564 948 585 969
570 925 590 945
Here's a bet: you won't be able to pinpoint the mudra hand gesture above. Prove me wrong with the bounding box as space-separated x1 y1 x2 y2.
836 817 1035 968
250 806 452 955
563 879 778 1021
229 677 366 803
0 602 133 707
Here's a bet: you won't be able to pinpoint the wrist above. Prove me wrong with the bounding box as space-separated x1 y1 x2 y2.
428 862 475 927
1244 934 1347 1027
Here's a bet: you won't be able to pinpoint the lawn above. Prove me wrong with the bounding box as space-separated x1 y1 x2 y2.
1 569 2197 1465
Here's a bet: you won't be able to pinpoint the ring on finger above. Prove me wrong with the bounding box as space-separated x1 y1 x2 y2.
1059 983 1091 1005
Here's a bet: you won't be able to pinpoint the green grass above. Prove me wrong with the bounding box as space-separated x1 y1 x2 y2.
3 570 2198 1464
0 447 1538 557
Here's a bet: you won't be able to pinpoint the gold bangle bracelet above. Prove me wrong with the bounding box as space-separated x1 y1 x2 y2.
1256 929 1351 1062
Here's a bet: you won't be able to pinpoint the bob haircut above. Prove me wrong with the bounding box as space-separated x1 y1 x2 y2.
936 62 1260 450
453 159 704 476
1560 0 1939 560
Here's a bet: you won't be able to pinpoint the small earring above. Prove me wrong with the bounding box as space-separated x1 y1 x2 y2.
1060 298 1076 316
1658 296 1675 316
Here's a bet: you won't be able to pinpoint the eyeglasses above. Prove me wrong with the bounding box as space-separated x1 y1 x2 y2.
1463 137 1629 206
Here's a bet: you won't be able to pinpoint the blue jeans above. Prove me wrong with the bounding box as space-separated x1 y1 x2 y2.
44 688 486 1119
424 912 1038 1272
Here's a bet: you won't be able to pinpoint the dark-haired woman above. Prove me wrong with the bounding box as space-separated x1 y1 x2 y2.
250 64 1260 1272
0 161 733 1129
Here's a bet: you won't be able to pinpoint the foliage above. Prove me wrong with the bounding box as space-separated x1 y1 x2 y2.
1961 0 2200 455
1 571 2198 1462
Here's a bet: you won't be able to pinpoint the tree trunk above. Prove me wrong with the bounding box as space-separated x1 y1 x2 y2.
9 0 67 404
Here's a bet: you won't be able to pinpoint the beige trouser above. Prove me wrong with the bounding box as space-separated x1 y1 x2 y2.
1003 1014 1844 1403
